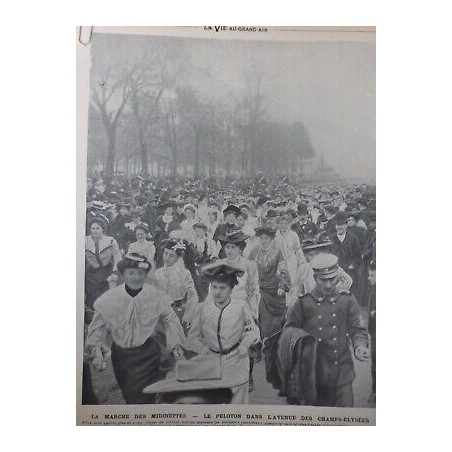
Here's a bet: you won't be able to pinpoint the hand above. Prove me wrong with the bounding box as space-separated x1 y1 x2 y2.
354 346 370 361
173 345 185 360
237 345 249 358
277 288 285 297
107 273 118 283
182 313 191 326
91 348 107 371
370 310 376 318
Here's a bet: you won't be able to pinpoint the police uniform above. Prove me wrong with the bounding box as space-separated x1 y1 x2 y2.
284 253 369 407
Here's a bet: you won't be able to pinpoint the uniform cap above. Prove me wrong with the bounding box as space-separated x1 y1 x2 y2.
311 253 339 278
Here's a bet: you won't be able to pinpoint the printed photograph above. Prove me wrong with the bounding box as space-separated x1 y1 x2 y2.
80 28 376 409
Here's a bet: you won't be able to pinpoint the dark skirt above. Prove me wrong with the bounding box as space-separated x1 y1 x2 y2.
84 263 113 323
111 336 165 404
258 287 286 339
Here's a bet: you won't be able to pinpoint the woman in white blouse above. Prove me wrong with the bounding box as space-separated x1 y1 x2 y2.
185 262 260 403
85 253 185 404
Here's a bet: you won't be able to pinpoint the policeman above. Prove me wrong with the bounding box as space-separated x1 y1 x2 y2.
284 253 370 407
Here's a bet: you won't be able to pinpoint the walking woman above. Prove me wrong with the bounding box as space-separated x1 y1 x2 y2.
217 230 260 390
248 227 289 341
153 238 199 331
85 218 122 324
85 253 186 404
185 262 261 403
127 223 155 266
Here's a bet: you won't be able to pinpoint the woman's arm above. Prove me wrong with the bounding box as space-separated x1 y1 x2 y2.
185 304 211 354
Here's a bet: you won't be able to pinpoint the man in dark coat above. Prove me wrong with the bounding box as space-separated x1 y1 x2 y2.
346 212 366 245
330 211 362 297
284 253 370 407
140 195 158 237
110 203 130 251
291 203 318 243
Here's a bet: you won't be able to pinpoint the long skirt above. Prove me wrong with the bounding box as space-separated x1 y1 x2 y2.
221 350 249 404
258 287 286 339
84 263 112 323
111 336 165 404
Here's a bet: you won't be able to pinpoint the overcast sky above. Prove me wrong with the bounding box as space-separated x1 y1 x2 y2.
92 33 375 180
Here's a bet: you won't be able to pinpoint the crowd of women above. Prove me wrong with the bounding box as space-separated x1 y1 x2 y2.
83 174 376 405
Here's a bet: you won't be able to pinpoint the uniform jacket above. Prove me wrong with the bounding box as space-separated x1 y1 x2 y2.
285 287 369 387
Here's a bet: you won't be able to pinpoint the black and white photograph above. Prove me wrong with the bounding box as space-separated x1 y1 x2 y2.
77 26 376 425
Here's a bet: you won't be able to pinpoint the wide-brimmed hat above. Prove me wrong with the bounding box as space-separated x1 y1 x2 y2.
143 355 248 395
222 204 241 217
254 226 277 238
217 230 249 244
201 261 245 280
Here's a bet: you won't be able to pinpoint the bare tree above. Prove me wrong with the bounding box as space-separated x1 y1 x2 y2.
91 67 132 180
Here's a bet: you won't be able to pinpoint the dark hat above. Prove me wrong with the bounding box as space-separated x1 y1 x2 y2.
257 196 269 207
218 230 249 244
324 204 337 215
222 204 241 217
254 226 277 238
347 211 360 220
159 200 174 210
266 209 280 218
117 253 152 274
161 238 187 252
201 261 245 281
298 203 308 215
335 211 348 225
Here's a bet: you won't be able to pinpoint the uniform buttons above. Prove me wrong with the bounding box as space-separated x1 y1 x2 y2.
334 350 337 353
333 325 337 329
332 314 336 317
334 361 338 365
333 337 337 341
318 327 322 331
318 338 322 342
346 333 349 337
317 303 321 306
318 315 322 319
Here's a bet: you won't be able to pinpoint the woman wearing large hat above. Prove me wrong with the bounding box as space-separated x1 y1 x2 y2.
85 253 186 404
152 238 199 331
215 229 261 390
185 261 260 403
84 217 122 324
248 227 290 341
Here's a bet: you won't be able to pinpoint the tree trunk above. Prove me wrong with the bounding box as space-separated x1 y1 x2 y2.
193 131 201 179
139 136 148 175
106 128 116 181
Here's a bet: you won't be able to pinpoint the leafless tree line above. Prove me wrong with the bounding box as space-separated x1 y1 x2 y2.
89 38 315 181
